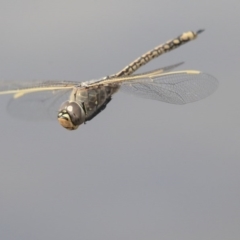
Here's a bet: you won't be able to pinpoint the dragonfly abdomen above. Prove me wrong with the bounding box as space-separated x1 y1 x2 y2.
114 30 203 77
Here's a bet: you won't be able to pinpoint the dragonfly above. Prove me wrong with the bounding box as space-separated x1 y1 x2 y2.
0 29 218 130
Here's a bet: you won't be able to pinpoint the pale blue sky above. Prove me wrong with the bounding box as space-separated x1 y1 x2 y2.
0 1 240 239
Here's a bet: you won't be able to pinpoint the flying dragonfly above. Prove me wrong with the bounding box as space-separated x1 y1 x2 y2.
0 30 218 130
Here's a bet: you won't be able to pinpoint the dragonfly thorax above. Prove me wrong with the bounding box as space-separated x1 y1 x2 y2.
58 101 85 130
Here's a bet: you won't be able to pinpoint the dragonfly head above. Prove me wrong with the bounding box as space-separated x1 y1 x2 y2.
58 101 85 130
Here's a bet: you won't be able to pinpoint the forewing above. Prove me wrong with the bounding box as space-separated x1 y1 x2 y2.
0 80 77 121
120 71 218 104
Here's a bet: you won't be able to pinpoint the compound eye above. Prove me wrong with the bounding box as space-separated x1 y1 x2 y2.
58 101 85 130
66 102 84 126
59 101 70 110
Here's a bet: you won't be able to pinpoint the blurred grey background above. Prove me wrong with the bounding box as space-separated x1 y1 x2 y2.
0 1 240 239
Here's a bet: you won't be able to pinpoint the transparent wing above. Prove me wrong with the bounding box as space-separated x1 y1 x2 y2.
0 80 77 120
0 80 77 97
90 70 218 105
121 71 218 104
6 89 73 121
